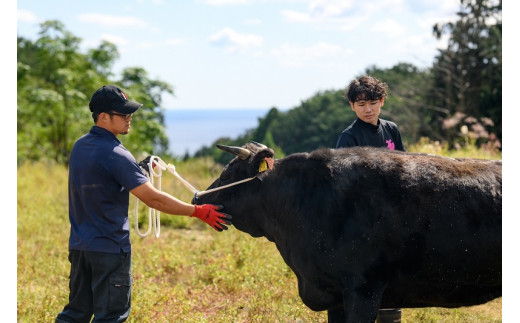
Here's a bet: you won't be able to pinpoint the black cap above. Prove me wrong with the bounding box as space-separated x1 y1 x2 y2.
89 85 143 114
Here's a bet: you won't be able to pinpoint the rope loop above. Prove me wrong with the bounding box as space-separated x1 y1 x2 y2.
134 155 258 238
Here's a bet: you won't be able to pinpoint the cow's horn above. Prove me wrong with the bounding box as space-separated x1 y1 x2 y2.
217 144 252 160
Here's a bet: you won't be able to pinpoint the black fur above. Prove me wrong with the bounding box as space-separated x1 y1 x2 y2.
195 143 502 323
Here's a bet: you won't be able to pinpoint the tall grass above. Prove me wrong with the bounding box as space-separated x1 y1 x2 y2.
18 148 502 322
407 137 502 160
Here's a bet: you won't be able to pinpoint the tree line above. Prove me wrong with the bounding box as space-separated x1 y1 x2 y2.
17 0 501 166
17 21 173 165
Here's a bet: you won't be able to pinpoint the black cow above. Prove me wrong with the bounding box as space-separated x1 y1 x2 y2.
193 142 502 322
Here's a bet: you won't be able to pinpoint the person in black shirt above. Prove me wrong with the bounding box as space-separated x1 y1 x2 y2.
336 75 405 152
336 76 404 323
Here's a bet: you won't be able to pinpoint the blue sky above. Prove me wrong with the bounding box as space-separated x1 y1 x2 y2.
16 0 463 110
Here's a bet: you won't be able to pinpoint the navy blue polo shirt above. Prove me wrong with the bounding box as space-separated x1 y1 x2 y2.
68 126 149 253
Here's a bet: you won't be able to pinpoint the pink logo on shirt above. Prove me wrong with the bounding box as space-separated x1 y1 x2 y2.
386 140 395 150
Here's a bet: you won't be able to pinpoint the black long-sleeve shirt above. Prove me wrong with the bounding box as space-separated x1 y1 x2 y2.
336 118 405 151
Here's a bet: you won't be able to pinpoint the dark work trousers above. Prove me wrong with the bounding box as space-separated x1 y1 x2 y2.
56 250 132 323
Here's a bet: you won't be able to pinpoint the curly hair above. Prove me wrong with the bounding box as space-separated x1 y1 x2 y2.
344 75 388 102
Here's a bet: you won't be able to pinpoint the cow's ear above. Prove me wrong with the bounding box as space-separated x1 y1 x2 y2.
257 157 274 173
252 149 275 182
255 157 274 181
252 149 274 172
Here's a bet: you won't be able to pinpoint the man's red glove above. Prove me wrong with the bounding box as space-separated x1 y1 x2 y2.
191 204 232 231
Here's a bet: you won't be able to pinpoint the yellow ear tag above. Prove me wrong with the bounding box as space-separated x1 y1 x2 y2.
258 160 268 172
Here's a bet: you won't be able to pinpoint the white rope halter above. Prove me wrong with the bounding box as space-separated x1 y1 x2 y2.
134 156 256 238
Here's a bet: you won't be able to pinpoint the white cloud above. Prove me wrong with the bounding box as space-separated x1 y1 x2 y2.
165 38 184 46
203 0 251 5
281 10 312 23
282 0 409 28
371 18 406 38
17 9 37 23
100 34 129 46
136 38 184 48
209 27 263 53
271 42 345 67
83 35 182 52
243 18 262 25
137 0 165 4
78 13 148 28
361 0 405 13
308 0 355 20
282 0 356 24
376 33 448 68
420 0 461 13
338 15 368 32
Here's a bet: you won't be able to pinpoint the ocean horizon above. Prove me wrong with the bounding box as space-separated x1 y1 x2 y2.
164 108 272 156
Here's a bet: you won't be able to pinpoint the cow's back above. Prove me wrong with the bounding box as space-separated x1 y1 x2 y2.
328 148 502 307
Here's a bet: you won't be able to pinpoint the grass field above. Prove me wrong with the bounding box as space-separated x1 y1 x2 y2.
17 148 502 322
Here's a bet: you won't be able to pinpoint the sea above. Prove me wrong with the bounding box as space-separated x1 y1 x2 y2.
164 108 271 156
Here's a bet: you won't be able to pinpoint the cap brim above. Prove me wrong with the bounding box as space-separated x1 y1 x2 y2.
114 101 143 114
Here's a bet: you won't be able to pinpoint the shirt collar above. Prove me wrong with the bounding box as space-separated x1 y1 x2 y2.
90 125 121 144
356 118 381 131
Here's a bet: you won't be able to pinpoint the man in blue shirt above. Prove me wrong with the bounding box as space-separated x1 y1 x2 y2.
56 85 231 322
336 76 404 323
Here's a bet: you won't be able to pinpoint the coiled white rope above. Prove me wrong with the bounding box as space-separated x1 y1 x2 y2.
134 156 164 238
134 155 257 238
